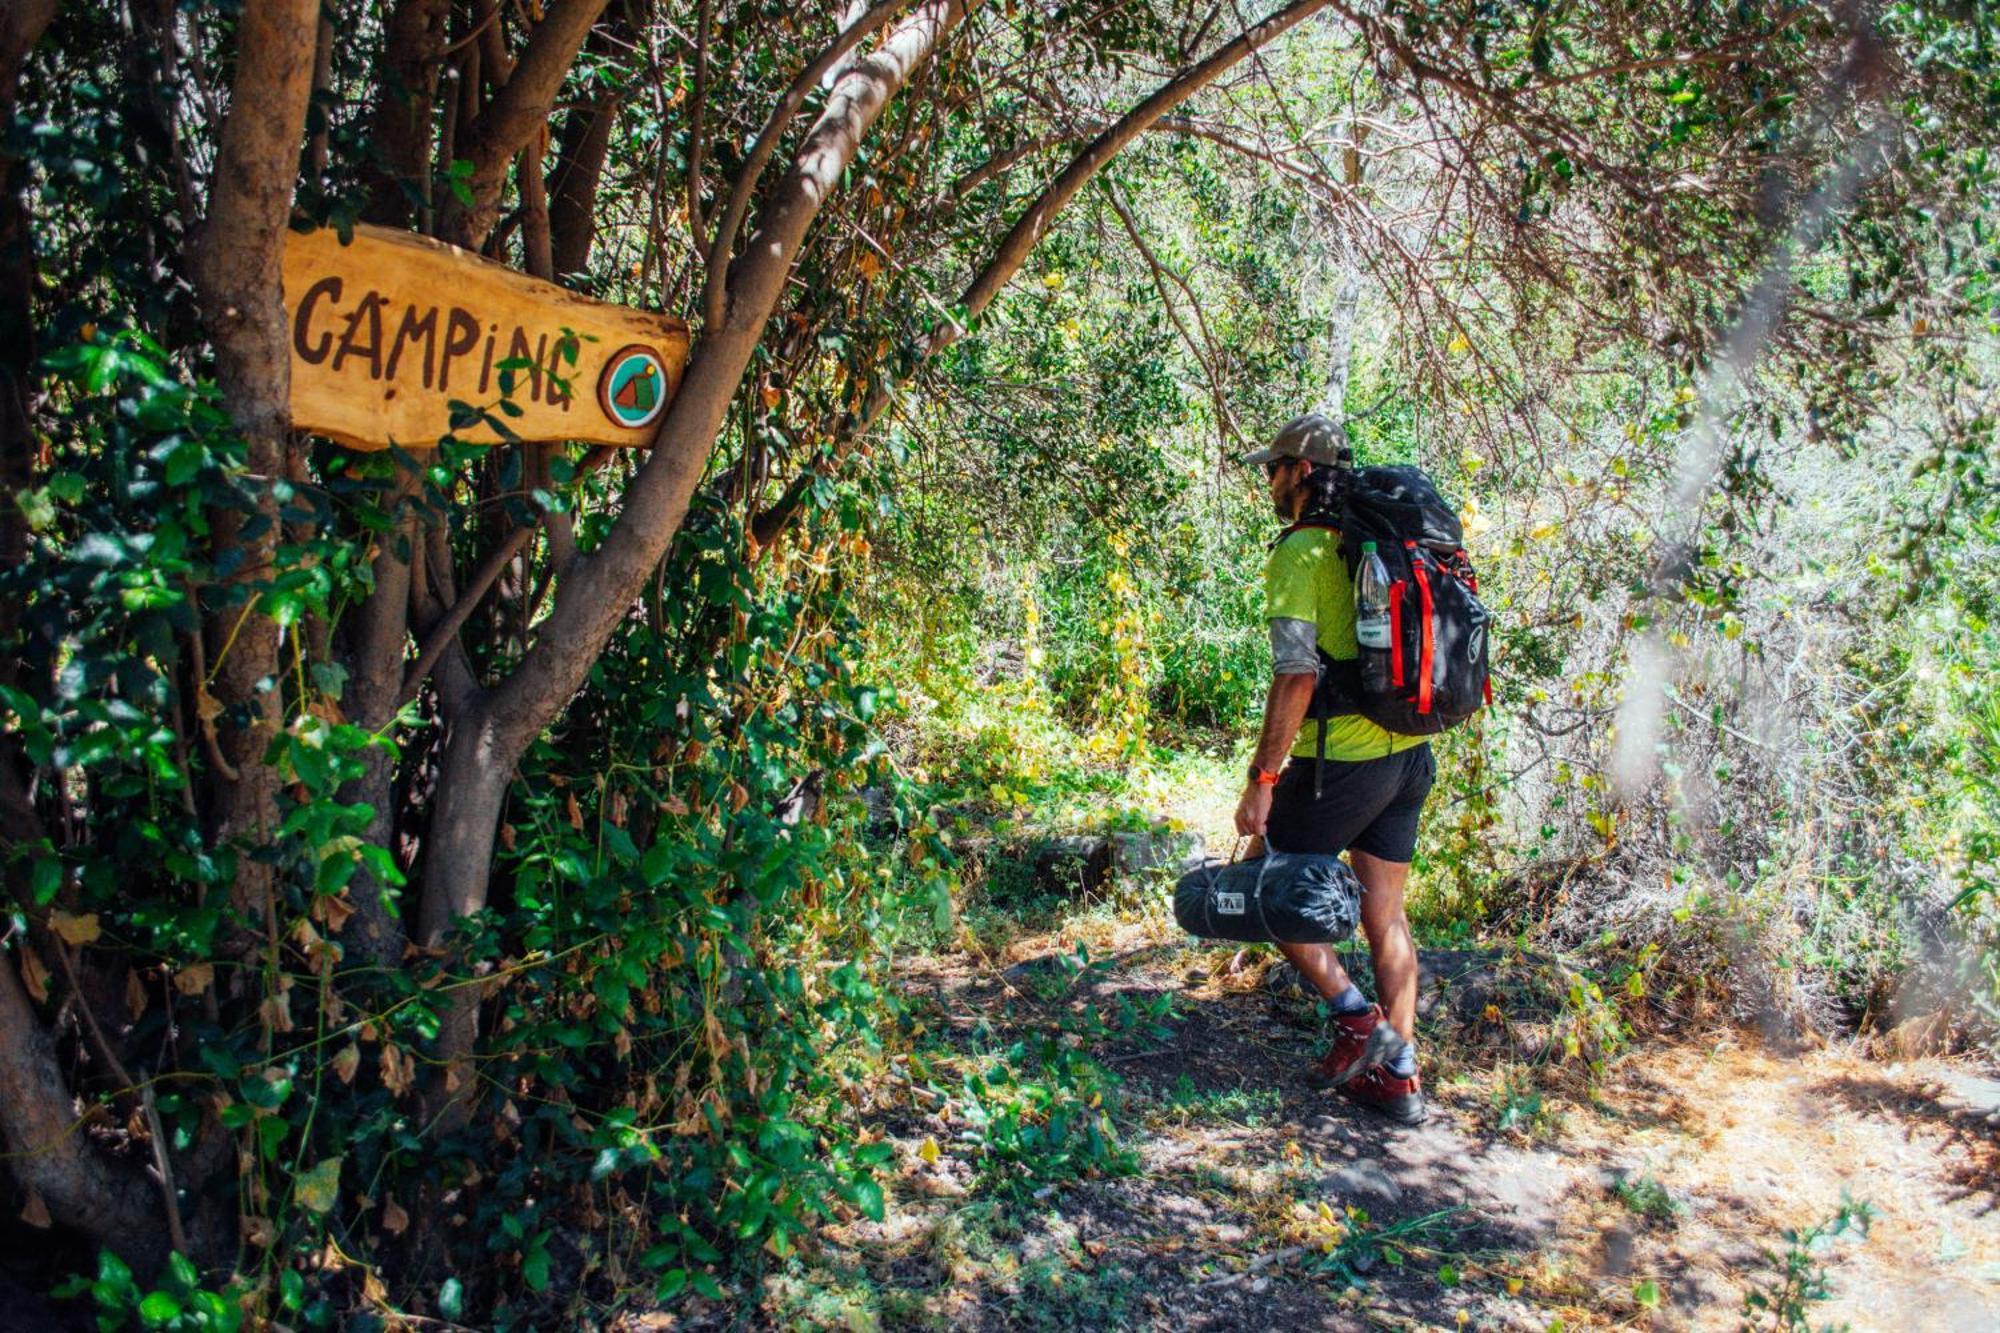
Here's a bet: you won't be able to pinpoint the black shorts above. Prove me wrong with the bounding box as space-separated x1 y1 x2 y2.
1264 744 1435 863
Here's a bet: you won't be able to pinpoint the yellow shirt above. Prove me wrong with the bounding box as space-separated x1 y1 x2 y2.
1264 526 1428 762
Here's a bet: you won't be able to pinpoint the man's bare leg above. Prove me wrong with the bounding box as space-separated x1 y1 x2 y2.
1277 941 1356 1002
1350 849 1418 1043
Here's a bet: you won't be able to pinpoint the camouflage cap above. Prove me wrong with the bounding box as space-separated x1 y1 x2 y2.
1241 412 1349 468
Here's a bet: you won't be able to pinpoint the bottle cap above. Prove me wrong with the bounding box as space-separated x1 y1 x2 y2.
1361 540 1377 554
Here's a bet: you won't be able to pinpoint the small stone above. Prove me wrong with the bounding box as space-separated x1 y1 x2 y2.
1322 1158 1403 1204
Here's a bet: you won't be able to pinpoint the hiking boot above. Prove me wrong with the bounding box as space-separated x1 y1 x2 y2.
1306 1005 1381 1090
1309 1017 1409 1091
1338 1063 1428 1127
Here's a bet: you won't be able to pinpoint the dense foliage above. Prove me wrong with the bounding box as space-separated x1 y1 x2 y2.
0 0 1993 1326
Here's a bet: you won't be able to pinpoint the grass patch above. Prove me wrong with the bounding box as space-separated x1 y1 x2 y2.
1611 1174 1683 1225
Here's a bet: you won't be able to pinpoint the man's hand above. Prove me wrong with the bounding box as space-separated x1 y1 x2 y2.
1234 781 1274 837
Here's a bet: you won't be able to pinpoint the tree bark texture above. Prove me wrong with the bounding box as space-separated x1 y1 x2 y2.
548 56 625 276
335 464 427 967
437 0 611 250
189 0 319 921
0 959 168 1268
359 0 451 226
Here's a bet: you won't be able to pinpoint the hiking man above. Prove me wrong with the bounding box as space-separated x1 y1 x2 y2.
1236 412 1432 1126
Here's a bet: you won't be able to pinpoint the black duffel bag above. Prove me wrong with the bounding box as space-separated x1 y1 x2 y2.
1173 848 1362 945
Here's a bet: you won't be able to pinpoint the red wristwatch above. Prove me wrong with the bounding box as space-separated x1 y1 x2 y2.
1246 764 1281 787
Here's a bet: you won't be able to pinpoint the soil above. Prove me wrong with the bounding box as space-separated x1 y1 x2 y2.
744 914 2000 1331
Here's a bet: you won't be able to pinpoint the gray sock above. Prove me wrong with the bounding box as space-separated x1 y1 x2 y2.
1386 1040 1418 1077
1329 984 1370 1015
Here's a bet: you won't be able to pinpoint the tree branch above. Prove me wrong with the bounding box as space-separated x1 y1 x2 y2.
702 0 915 331
752 0 1336 547
439 0 610 249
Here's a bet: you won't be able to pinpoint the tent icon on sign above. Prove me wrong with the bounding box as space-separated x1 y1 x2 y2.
598 345 670 429
614 364 657 412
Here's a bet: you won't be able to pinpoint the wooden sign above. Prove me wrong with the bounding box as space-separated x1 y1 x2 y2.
282 223 689 451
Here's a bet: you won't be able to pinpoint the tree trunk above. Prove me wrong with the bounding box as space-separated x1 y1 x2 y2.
413 0 971 1115
436 0 610 250
190 1 319 922
0 949 167 1269
547 77 621 277
335 464 426 967
359 0 451 227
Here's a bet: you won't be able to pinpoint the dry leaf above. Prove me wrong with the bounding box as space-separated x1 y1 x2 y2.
124 968 148 1021
499 823 517 851
565 792 584 830
260 991 295 1034
379 1045 413 1097
241 1214 276 1248
331 1044 361 1086
660 794 689 816
20 951 50 1003
19 1189 51 1229
172 962 215 996
729 782 749 813
312 893 357 933
381 1197 409 1236
49 911 101 946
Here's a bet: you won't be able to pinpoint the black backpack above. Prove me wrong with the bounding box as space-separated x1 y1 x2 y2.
1284 465 1492 754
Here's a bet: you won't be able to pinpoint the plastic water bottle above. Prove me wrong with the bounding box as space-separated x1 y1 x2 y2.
1355 540 1393 694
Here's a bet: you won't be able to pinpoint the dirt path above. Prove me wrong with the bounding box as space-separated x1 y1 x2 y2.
780 920 2000 1331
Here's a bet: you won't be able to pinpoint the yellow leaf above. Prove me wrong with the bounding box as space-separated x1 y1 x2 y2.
49 911 101 946
294 1156 343 1215
1528 521 1559 541
1507 1276 1524 1296
917 1137 941 1165
1447 333 1471 355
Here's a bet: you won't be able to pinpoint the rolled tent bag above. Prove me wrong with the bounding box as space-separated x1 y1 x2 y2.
1174 849 1363 945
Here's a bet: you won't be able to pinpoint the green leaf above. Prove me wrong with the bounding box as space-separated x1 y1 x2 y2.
138 1290 184 1326
1633 1278 1662 1309
522 1241 552 1292
294 1155 343 1214
437 1277 464 1320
